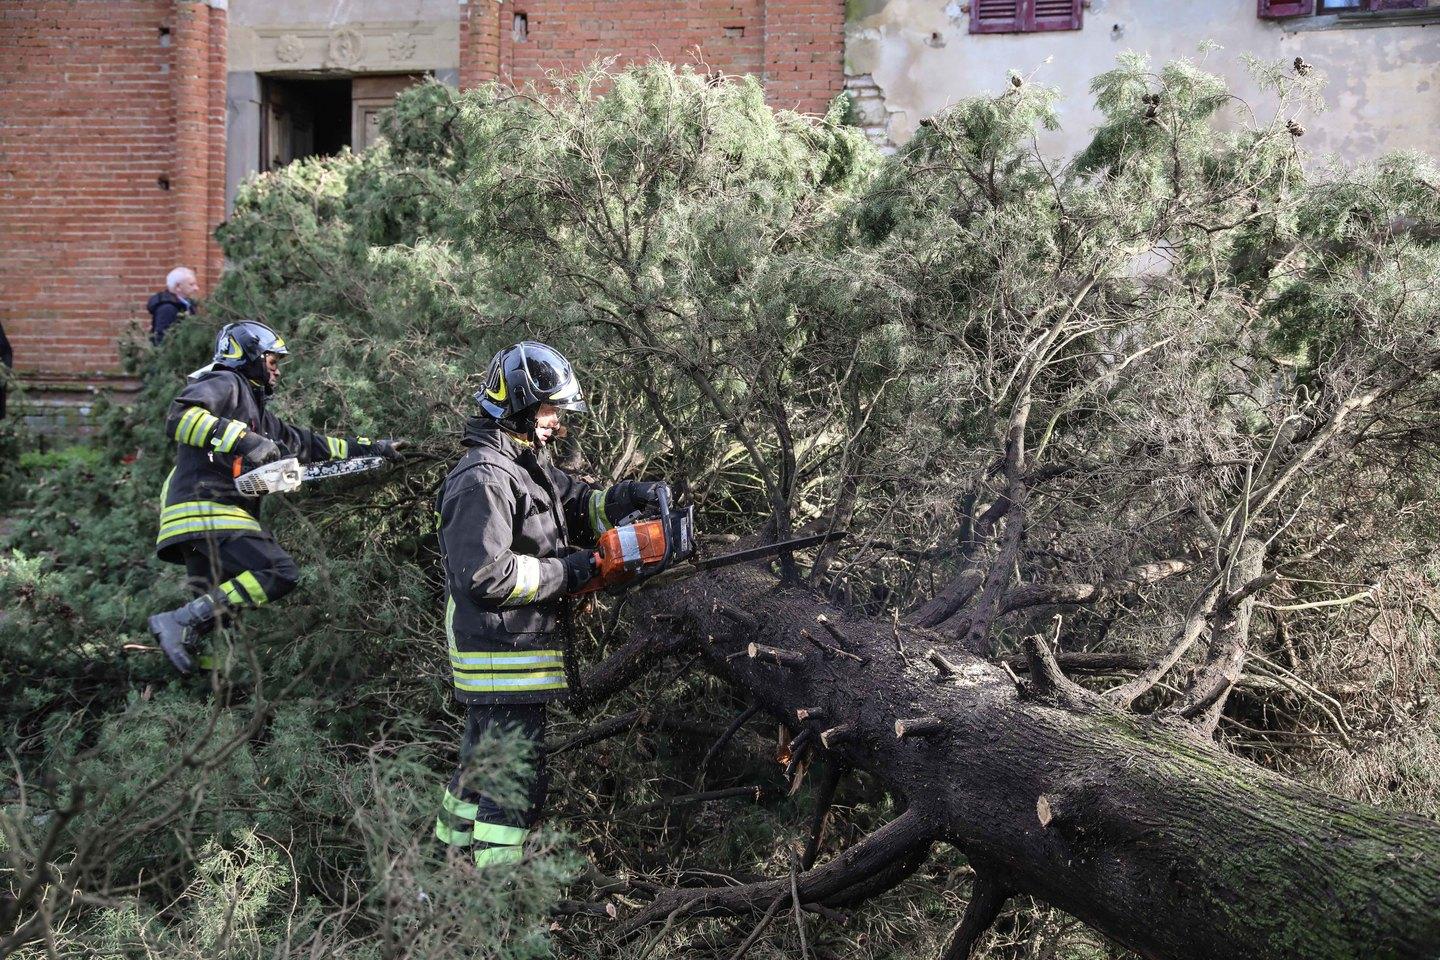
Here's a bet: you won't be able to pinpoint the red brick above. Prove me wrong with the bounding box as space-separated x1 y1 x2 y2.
0 0 226 378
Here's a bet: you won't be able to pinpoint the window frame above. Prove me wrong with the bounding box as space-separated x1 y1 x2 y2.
970 0 1083 35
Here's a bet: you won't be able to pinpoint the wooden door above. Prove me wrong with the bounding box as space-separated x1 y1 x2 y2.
350 74 426 152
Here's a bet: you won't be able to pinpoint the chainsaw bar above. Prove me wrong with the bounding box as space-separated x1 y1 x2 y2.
235 456 389 495
688 529 848 573
302 456 388 481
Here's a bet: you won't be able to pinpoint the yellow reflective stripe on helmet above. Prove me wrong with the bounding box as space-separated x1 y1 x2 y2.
589 489 612 535
442 787 479 822
325 436 347 459
213 420 247 453
473 821 526 847
501 555 542 607
474 845 524 868
234 571 268 605
220 581 244 605
435 817 473 847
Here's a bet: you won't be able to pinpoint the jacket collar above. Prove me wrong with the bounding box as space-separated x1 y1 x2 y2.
462 416 533 462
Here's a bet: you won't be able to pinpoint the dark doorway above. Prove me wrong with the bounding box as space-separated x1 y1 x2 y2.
260 77 352 172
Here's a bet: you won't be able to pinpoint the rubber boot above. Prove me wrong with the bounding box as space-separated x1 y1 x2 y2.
147 594 220 674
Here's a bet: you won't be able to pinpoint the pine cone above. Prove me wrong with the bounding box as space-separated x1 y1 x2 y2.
1010 74 1024 88
1293 57 1312 76
1287 119 1305 137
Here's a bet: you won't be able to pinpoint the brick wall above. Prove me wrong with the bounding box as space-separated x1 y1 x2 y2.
0 0 225 382
462 0 843 115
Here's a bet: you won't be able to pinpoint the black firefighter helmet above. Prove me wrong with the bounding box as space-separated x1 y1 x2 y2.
476 341 587 434
212 321 289 392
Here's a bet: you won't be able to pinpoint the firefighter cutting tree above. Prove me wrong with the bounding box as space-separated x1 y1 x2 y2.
146 321 406 673
432 341 676 866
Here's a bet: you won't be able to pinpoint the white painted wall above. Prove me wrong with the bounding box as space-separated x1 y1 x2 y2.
845 0 1440 162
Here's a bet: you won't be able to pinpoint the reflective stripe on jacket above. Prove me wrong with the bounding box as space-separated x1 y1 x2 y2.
437 418 624 705
154 367 374 561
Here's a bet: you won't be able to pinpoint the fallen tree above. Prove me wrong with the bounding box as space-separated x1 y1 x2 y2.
605 558 1440 959
6 54 1440 959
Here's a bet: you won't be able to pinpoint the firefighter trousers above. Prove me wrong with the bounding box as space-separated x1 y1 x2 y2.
435 702 549 867
180 533 301 609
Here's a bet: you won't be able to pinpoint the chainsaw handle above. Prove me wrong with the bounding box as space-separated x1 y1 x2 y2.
632 483 673 582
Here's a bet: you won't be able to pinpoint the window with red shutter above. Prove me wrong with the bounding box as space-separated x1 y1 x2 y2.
1257 0 1316 17
1032 0 1083 30
971 0 1023 33
970 0 1083 33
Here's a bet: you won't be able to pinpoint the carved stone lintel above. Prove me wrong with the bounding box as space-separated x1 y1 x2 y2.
275 33 303 63
328 27 364 67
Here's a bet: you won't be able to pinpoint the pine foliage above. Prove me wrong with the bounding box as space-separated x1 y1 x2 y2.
3 55 1440 957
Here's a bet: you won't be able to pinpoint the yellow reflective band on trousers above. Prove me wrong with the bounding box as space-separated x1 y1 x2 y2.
435 816 473 847
473 821 526 846
217 571 268 607
442 785 479 822
474 845 524 868
325 436 348 459
156 500 262 545
435 787 481 847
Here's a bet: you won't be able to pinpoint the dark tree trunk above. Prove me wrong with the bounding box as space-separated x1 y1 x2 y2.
625 558 1440 960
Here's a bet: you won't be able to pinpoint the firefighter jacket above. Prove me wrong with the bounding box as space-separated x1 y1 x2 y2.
437 418 633 705
155 366 379 562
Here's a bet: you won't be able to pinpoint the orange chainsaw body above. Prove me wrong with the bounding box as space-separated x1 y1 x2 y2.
577 519 670 594
575 484 694 594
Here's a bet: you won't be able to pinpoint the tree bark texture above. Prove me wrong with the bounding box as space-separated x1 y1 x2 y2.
631 558 1440 960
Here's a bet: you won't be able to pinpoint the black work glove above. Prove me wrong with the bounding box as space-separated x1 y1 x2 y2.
609 480 664 519
561 550 597 593
235 431 281 467
371 438 408 462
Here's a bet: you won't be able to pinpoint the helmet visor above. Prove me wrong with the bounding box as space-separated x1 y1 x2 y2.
519 343 587 413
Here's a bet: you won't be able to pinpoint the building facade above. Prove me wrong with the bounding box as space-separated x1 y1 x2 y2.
0 0 1435 419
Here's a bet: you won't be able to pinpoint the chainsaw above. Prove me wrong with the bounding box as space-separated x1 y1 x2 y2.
576 483 845 594
233 456 389 496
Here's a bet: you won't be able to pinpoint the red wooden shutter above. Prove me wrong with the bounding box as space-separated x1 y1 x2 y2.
971 0 1082 32
971 0 1023 33
1258 0 1316 17
1033 0 1083 30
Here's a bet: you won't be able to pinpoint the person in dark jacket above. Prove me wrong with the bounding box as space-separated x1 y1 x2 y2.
148 267 200 345
146 320 405 673
434 341 663 866
0 319 11 419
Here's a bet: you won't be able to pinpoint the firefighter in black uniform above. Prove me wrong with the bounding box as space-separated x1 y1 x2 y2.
435 341 663 866
147 320 404 673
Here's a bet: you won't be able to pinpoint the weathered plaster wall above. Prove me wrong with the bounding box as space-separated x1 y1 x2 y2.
845 0 1440 162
